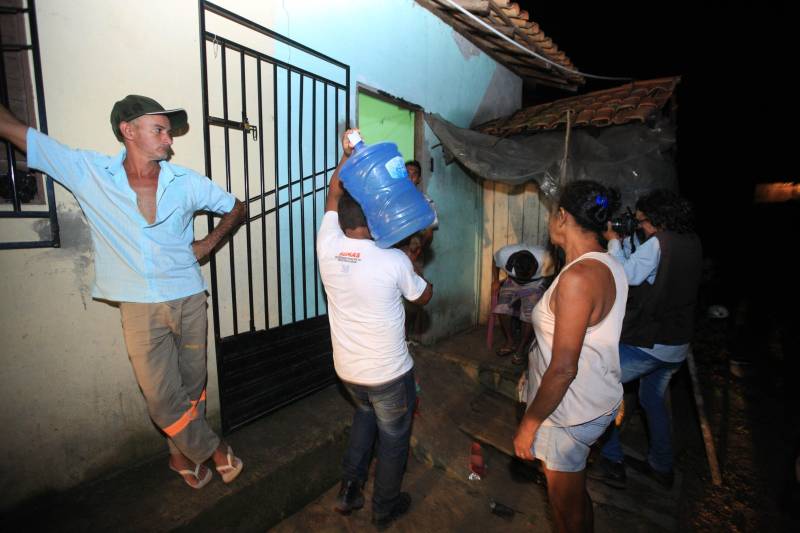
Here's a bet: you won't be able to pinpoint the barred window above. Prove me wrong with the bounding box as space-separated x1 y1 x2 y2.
0 0 58 249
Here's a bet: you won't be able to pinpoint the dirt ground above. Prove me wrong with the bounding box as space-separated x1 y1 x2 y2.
676 301 800 532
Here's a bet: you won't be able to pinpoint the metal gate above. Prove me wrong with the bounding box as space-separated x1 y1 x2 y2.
198 1 349 433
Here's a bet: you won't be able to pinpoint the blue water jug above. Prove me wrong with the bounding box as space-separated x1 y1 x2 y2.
339 132 435 248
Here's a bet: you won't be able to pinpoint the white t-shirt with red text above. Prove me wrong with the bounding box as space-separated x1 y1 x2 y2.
317 212 428 385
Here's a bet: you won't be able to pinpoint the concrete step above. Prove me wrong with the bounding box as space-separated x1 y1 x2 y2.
412 326 526 402
1 384 354 533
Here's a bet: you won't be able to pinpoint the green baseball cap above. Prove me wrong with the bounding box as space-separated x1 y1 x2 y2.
110 94 188 141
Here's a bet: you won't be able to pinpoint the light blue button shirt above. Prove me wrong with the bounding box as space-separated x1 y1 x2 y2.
27 129 236 303
608 235 660 285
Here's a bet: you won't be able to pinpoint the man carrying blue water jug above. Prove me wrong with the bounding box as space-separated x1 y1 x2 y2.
317 129 433 529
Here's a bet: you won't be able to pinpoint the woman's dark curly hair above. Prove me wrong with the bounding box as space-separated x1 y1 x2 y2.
636 189 695 234
557 180 621 241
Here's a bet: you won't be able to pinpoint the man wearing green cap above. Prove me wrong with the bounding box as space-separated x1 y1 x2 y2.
0 96 245 489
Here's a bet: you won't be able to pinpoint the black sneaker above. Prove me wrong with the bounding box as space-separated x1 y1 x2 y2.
625 456 675 489
372 492 412 530
334 479 364 515
587 455 626 489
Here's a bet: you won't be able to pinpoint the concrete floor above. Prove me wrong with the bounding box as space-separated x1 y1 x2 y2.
1 325 689 532
270 327 681 532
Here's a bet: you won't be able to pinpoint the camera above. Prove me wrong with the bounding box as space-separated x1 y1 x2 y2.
610 208 637 236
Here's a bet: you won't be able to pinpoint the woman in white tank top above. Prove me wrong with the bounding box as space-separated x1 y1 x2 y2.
513 181 628 533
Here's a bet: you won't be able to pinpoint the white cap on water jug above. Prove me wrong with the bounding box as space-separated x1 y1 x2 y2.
347 131 364 149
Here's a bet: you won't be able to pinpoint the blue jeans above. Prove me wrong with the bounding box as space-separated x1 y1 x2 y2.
601 344 682 473
341 369 416 515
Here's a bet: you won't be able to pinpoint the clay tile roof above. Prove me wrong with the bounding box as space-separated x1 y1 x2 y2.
476 76 681 136
415 0 584 91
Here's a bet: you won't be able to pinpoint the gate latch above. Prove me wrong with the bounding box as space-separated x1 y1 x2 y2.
242 118 258 141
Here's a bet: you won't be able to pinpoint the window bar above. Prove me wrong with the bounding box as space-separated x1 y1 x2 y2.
0 35 21 212
28 0 59 246
239 51 255 332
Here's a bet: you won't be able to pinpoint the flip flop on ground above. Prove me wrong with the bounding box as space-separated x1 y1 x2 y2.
496 346 516 357
215 445 244 484
169 462 213 489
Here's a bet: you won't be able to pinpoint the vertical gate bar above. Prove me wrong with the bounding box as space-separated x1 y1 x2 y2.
322 84 329 314
323 84 328 204
221 42 239 335
286 70 296 323
334 87 339 186
298 75 307 320
28 0 59 246
345 65 350 129
273 64 282 326
197 1 225 432
311 79 318 316
257 60 269 329
240 51 255 332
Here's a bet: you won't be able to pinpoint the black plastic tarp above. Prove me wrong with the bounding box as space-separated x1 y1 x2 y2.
425 113 678 212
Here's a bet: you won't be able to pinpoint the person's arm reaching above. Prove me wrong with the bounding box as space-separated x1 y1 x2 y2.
192 200 245 260
0 103 29 152
324 128 359 213
410 281 433 306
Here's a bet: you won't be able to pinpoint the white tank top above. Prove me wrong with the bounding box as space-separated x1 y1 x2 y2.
526 251 628 426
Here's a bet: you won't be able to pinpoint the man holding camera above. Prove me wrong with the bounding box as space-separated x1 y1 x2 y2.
590 190 703 489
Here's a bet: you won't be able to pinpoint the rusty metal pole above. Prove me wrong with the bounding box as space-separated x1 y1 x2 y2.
686 349 723 486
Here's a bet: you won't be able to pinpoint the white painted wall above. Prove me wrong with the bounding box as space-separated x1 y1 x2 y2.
0 0 519 508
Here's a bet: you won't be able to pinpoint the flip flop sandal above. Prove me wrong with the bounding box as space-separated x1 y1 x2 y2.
169 462 213 489
496 346 515 357
215 445 244 484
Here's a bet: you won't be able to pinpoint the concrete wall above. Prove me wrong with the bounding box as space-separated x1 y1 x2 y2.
0 0 519 508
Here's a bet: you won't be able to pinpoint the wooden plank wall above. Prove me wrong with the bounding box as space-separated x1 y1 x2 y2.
478 180 551 324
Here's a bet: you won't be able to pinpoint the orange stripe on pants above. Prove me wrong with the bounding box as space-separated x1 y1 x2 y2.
163 389 207 438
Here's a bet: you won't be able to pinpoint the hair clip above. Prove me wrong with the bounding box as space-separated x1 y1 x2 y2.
595 194 608 209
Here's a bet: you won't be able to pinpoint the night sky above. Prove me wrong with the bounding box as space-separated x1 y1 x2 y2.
516 2 796 299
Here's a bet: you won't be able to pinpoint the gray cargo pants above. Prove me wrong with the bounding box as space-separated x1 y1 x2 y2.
119 292 220 464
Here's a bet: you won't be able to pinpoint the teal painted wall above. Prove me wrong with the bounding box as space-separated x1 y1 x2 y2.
266 0 521 341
